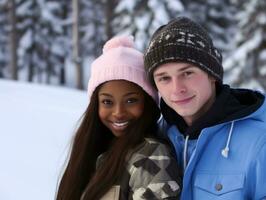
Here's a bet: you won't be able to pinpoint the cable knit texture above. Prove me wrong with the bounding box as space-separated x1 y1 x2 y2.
88 35 158 103
144 17 223 83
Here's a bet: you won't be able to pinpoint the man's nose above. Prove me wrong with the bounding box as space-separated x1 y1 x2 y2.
172 78 186 94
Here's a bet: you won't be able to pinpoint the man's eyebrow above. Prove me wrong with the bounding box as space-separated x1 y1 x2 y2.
154 72 167 77
154 65 195 77
179 65 195 72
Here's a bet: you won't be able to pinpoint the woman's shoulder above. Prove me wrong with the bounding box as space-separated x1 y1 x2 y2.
125 138 181 199
127 137 174 164
143 137 171 150
144 137 173 150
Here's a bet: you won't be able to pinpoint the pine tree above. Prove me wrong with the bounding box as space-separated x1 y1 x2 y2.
0 0 8 78
8 0 18 80
115 0 184 50
224 0 266 91
79 0 106 57
16 0 71 84
184 0 238 56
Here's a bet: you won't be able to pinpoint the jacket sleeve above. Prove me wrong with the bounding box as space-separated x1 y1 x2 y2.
128 140 181 200
250 141 266 200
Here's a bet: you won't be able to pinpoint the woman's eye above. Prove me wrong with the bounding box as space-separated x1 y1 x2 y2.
126 98 138 104
101 99 113 105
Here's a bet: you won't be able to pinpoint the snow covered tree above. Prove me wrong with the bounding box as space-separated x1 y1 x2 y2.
182 0 238 57
8 0 18 80
224 0 266 91
79 0 107 57
115 0 184 50
16 0 71 84
72 0 83 89
0 0 8 78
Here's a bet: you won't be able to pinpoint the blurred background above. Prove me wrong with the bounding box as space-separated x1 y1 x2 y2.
0 0 266 91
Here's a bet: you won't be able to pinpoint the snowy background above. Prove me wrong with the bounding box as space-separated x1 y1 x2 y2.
1 0 266 199
0 79 87 200
1 0 266 90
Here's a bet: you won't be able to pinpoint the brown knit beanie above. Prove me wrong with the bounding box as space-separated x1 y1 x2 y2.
144 17 223 85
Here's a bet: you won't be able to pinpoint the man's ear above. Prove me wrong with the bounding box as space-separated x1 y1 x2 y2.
208 74 216 83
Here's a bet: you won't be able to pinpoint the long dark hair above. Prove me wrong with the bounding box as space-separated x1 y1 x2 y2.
56 84 160 200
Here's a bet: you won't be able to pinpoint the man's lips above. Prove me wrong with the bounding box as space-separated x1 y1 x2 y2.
171 96 195 104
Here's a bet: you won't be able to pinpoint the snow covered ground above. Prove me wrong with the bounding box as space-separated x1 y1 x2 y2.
0 79 87 200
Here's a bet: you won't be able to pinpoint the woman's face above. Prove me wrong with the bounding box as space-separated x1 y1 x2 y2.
98 80 145 137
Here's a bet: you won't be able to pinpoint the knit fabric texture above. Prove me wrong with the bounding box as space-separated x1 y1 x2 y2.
88 35 158 103
144 17 223 84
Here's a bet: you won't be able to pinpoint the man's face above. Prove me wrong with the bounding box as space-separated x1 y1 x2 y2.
153 62 216 126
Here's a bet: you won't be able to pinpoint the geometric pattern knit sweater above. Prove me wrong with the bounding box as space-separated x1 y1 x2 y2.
97 138 181 200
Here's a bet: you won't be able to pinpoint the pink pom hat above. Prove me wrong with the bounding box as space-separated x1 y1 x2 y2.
87 35 158 103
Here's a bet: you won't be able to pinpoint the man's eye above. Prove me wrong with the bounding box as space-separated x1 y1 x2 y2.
184 71 193 77
158 76 170 82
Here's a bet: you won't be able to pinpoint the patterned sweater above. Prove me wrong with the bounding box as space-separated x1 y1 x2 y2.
98 138 181 200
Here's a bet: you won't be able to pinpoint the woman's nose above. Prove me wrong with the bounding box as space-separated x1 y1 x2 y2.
112 104 126 118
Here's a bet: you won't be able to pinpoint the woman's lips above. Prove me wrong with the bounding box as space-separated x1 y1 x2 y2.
111 121 129 130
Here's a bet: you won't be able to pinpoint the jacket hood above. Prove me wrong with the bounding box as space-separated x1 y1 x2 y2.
160 84 265 139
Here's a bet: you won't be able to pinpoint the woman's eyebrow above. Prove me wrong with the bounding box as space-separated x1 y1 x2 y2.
99 93 112 97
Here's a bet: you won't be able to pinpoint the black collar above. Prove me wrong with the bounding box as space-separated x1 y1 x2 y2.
160 85 264 139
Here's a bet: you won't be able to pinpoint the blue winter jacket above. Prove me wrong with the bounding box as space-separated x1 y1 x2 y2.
162 90 266 200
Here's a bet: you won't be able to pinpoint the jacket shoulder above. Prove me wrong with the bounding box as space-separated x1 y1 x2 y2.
131 138 174 159
126 138 181 199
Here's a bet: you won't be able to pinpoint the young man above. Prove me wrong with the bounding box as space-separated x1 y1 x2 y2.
144 17 266 200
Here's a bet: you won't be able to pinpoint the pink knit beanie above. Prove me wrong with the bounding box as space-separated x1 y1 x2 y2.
87 35 158 103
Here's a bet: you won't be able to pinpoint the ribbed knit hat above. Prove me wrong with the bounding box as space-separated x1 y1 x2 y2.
88 35 158 103
144 17 223 84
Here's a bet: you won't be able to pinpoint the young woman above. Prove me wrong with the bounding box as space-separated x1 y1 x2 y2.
56 36 181 200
